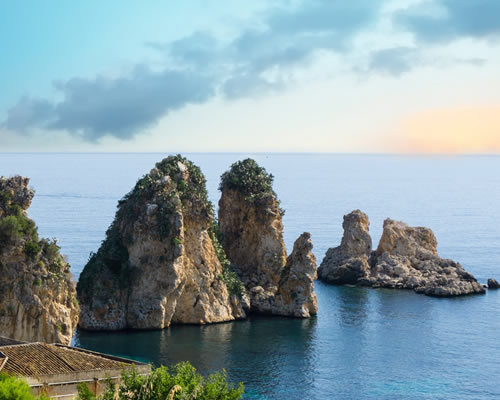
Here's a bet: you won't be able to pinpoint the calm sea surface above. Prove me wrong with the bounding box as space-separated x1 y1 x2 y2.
1 153 499 399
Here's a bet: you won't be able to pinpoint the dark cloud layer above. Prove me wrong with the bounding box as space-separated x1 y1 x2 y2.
396 0 500 43
3 67 214 141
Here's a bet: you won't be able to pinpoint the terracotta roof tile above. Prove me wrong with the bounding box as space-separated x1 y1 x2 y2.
0 343 135 376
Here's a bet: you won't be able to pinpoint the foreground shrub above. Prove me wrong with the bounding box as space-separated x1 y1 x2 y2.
0 373 48 400
77 362 244 400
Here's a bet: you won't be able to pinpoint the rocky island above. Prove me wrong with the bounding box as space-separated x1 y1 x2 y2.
0 176 79 344
77 156 245 330
219 159 317 317
77 156 317 331
318 210 485 297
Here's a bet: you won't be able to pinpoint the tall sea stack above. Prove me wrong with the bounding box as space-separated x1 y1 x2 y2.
0 176 79 344
218 159 318 317
77 155 245 330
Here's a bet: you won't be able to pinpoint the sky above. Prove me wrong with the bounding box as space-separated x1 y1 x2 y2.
0 0 499 153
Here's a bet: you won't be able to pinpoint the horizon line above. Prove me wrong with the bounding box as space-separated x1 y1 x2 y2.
1 151 500 157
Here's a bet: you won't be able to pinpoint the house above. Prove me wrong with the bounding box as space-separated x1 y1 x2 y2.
0 336 150 399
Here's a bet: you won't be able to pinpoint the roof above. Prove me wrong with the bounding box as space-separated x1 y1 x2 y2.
0 336 26 347
0 352 6 371
0 342 144 377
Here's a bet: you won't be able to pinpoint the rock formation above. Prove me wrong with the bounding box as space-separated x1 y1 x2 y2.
319 210 485 297
317 210 371 285
488 279 500 289
0 176 79 344
77 155 245 331
218 159 317 317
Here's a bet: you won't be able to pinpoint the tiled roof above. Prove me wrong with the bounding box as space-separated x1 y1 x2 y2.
0 336 25 347
0 343 139 376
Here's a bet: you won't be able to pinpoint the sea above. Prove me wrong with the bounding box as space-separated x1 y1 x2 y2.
1 153 499 399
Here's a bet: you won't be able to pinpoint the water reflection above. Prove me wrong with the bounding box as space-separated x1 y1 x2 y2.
76 316 319 399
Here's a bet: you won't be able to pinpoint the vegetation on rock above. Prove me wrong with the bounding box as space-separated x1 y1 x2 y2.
77 155 245 330
219 159 274 199
76 362 244 400
0 176 79 344
209 221 244 298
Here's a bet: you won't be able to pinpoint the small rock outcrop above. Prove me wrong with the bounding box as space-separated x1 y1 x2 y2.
319 210 485 297
317 210 371 285
0 176 79 344
77 156 245 331
218 159 317 317
488 279 500 289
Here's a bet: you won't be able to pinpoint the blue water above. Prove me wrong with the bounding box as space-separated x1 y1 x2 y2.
1 153 499 399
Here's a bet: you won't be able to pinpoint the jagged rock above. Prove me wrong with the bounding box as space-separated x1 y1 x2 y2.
488 278 500 289
317 210 371 284
272 233 318 317
77 156 245 331
319 210 485 297
218 159 317 317
0 176 79 344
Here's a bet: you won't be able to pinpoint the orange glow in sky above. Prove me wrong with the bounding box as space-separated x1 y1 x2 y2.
391 106 500 154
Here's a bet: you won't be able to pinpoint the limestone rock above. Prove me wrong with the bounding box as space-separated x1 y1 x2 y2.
0 176 79 344
273 233 318 317
218 159 318 317
317 210 371 284
488 278 500 289
319 210 485 297
77 156 245 331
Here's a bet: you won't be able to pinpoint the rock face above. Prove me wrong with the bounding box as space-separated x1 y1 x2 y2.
218 159 317 317
0 176 79 344
317 210 371 285
319 210 485 297
488 279 500 289
77 156 245 331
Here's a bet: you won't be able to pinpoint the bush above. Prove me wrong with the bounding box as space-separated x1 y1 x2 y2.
41 239 61 262
0 216 24 245
24 241 41 260
219 159 274 198
76 362 244 400
0 373 35 400
0 214 38 247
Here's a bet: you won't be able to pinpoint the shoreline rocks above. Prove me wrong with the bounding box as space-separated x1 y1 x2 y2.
488 279 500 289
0 176 79 344
319 210 486 297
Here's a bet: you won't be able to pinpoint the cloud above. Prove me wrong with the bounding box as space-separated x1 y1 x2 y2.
2 67 215 141
395 0 500 43
367 47 418 76
2 0 384 141
2 97 55 133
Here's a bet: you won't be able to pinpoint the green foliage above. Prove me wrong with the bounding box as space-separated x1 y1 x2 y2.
24 241 41 260
0 373 35 400
82 363 243 400
219 158 275 198
76 383 96 400
33 278 42 287
209 222 244 298
0 214 38 247
39 238 63 264
0 189 24 217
